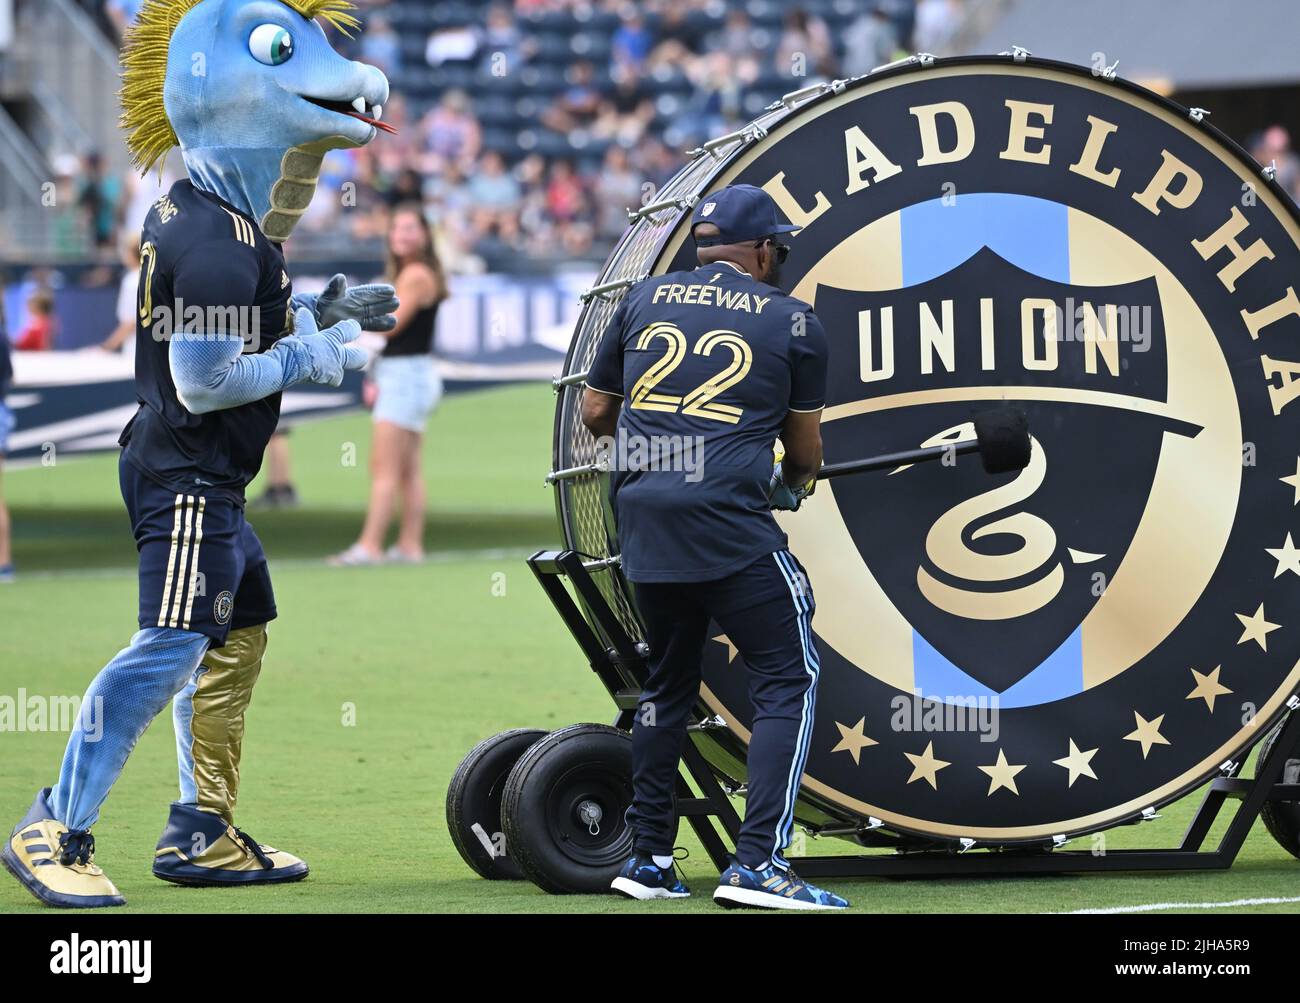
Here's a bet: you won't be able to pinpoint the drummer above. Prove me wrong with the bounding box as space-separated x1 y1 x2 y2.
581 184 848 911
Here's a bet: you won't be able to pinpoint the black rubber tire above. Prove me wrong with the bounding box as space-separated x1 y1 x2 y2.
501 724 635 894
1259 718 1300 860
447 728 549 880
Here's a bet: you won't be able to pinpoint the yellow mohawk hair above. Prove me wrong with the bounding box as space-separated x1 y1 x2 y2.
120 0 361 175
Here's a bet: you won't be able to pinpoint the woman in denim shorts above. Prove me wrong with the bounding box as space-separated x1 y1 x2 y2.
333 205 448 565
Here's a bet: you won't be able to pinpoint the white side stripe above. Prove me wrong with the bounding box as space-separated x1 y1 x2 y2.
180 497 206 630
157 495 185 627
169 496 197 627
772 550 819 868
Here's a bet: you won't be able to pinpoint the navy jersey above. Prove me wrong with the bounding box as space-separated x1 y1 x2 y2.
118 179 293 501
585 261 828 582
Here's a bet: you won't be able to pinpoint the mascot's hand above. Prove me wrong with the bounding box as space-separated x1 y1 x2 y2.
297 274 400 333
282 308 368 388
768 446 816 512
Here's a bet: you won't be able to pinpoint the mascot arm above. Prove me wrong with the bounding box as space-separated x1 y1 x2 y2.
167 241 366 414
171 333 303 415
170 314 368 415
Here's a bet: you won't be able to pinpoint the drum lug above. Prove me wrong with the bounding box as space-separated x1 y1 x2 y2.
579 275 643 303
626 195 698 222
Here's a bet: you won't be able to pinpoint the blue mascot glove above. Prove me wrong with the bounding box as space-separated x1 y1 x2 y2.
280 308 368 387
768 449 816 512
294 273 399 333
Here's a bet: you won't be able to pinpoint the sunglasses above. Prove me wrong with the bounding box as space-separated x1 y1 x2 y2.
755 237 791 264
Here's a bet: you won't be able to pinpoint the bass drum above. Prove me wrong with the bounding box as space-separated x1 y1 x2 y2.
551 56 1300 848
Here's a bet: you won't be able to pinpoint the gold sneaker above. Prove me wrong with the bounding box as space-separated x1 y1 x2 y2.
153 802 308 886
1 788 125 908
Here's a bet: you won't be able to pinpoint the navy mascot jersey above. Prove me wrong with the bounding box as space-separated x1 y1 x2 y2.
585 262 828 582
119 179 293 501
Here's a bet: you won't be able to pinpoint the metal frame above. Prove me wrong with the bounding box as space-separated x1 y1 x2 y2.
529 549 1300 878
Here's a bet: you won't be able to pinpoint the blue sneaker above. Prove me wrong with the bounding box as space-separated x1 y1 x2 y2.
714 859 849 911
610 853 691 900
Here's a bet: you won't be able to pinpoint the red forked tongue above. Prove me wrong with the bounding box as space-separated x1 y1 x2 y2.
347 111 397 134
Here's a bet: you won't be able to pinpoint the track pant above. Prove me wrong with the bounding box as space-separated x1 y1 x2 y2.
627 550 819 869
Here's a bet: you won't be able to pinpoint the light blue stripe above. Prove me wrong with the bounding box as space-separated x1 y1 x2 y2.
900 192 1069 285
912 627 1084 708
901 191 1082 708
172 666 207 804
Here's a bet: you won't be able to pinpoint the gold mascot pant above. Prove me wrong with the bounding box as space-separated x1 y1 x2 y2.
172 624 267 823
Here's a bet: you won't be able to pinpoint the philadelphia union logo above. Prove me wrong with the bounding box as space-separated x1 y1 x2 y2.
214 591 234 625
661 59 1300 842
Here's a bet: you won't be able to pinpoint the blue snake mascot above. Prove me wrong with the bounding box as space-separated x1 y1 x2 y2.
3 0 397 907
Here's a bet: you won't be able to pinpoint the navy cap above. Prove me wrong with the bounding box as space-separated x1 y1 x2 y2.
691 184 800 245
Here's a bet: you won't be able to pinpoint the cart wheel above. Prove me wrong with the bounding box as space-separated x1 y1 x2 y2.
501 723 635 894
1259 717 1300 860
447 728 549 879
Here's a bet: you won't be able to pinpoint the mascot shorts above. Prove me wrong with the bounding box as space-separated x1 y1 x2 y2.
120 452 277 648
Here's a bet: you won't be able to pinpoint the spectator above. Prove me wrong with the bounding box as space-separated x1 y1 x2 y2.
77 151 122 252
544 158 587 225
542 60 603 134
594 68 656 145
592 144 643 240
15 290 56 351
468 150 523 245
913 0 964 53
611 7 654 74
332 206 449 567
649 6 707 69
842 4 901 77
359 13 400 74
421 90 482 174
480 3 534 75
1251 125 1300 200
774 7 835 79
101 236 140 354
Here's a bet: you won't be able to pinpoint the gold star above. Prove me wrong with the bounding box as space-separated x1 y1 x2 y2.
1186 666 1232 712
1052 739 1099 786
978 748 1027 796
904 741 950 790
712 634 740 663
1281 457 1300 505
1266 534 1300 578
830 717 877 765
1236 604 1281 651
1123 711 1170 758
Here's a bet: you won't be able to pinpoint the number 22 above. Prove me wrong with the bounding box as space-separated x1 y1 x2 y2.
628 323 753 424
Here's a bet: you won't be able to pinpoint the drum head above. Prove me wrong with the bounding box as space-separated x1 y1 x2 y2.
555 56 1300 844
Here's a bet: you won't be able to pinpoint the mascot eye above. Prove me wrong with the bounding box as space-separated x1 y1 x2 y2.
249 24 294 65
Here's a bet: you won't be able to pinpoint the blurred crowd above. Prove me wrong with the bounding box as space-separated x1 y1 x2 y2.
43 0 1300 280
58 0 957 273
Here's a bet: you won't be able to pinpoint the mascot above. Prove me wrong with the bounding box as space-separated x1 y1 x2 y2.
2 0 395 907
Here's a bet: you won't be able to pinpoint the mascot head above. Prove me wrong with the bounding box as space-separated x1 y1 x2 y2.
121 0 391 240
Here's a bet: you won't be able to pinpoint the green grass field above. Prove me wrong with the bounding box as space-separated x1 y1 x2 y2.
1 384 1298 913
